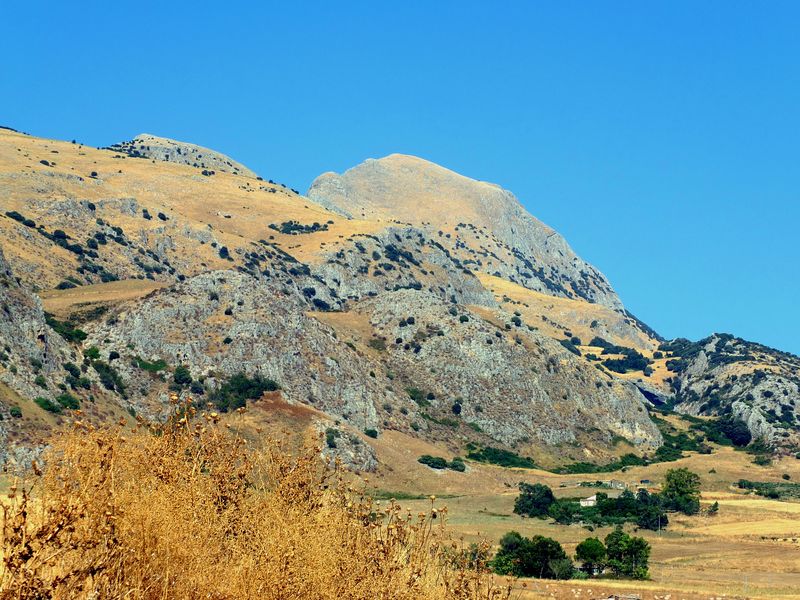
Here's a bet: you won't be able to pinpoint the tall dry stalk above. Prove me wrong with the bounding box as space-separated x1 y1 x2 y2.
1 399 512 600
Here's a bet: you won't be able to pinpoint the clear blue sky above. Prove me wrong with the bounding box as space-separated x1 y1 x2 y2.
3 1 799 353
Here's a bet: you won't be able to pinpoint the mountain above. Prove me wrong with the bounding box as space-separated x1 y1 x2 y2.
309 154 622 309
0 127 796 474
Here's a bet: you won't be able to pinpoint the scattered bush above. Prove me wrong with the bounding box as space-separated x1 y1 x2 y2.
136 358 168 372
92 361 125 394
45 313 88 343
173 365 193 386
56 393 80 410
417 455 448 469
367 338 387 351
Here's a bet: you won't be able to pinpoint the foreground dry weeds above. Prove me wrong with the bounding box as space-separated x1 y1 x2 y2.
0 400 512 600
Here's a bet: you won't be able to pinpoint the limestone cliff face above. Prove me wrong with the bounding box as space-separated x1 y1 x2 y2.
0 245 72 406
77 270 660 462
357 289 661 452
81 270 398 429
308 154 621 309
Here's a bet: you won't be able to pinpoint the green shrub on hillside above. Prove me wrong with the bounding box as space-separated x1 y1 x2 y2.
34 397 61 413
45 313 88 343
208 372 280 412
136 357 168 372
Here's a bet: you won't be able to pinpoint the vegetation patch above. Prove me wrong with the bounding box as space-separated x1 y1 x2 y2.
737 479 800 500
207 373 280 412
45 313 88 343
34 397 62 413
268 221 329 235
417 455 466 472
136 357 168 372
466 446 536 469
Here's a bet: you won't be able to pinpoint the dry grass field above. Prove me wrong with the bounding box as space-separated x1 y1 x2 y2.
39 279 169 318
0 128 384 290
0 405 512 600
361 432 800 599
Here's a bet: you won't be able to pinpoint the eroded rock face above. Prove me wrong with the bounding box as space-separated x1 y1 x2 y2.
81 272 660 460
0 245 72 405
308 154 621 309
317 422 378 473
78 271 661 462
314 225 495 307
82 271 397 428
108 134 258 177
664 334 800 448
357 289 661 452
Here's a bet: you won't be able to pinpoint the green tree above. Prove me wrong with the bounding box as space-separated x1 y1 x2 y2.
548 499 580 524
636 504 668 531
604 526 650 580
173 365 193 386
575 537 606 575
662 468 701 515
492 531 572 579
513 482 555 518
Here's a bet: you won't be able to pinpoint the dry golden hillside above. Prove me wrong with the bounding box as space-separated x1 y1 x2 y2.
0 127 389 290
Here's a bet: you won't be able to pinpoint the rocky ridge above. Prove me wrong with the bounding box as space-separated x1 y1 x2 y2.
661 335 800 447
107 134 259 177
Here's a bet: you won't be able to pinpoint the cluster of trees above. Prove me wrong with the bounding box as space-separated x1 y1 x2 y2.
417 455 466 472
268 220 329 235
492 526 650 580
513 468 702 530
589 337 651 373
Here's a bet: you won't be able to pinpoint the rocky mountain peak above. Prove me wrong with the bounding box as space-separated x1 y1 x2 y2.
309 154 623 309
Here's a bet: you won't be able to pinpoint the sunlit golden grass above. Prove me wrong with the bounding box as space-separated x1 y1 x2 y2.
0 399 512 599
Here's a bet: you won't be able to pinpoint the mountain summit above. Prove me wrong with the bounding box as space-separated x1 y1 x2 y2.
108 133 258 177
309 154 622 309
